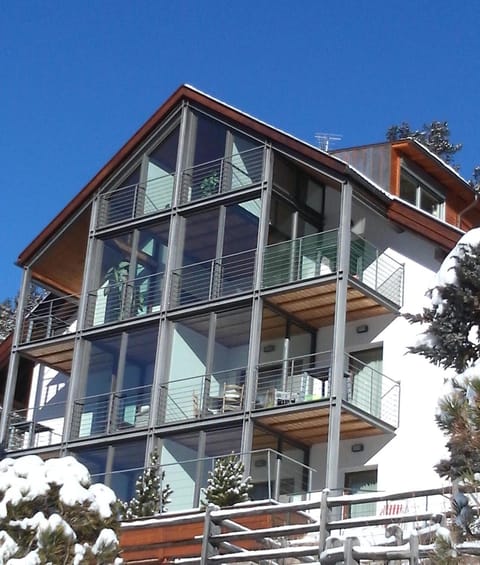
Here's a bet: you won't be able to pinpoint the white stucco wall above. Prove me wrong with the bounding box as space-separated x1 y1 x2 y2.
310 209 454 496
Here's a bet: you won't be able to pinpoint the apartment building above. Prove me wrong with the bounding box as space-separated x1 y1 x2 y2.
2 85 478 511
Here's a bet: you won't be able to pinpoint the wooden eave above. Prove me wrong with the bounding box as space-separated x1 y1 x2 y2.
16 85 349 268
387 199 464 250
391 140 473 204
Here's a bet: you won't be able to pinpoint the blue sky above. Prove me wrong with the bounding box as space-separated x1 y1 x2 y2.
1 0 479 299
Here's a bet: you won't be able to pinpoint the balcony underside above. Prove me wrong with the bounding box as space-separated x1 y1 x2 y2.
264 279 395 329
254 401 393 446
21 337 74 374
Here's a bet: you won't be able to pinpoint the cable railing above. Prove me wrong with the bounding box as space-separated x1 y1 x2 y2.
20 294 78 344
71 384 152 439
262 229 338 288
170 249 256 308
262 230 405 307
161 367 247 424
180 146 264 205
350 236 404 307
255 351 400 428
346 353 400 428
92 448 315 511
85 271 164 327
5 402 66 451
97 173 175 228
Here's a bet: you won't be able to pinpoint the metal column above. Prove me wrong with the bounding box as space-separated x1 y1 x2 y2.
325 181 352 491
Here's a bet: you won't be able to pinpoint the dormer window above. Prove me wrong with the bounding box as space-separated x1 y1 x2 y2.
399 167 445 219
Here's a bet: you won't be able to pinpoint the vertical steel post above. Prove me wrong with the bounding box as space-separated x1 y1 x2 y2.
325 181 352 491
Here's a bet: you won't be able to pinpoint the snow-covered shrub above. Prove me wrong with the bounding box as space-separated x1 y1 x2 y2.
0 454 122 564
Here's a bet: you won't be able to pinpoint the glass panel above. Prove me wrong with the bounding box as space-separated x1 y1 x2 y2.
222 200 260 256
344 469 378 517
182 209 220 265
399 170 418 206
193 113 226 165
230 135 262 190
110 440 147 503
145 127 179 212
273 156 297 198
74 445 108 485
269 197 295 243
305 179 324 214
161 433 200 511
104 168 141 225
350 347 383 417
420 187 442 217
95 233 133 324
133 222 169 315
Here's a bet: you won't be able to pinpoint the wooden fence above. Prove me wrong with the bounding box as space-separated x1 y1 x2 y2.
122 485 480 564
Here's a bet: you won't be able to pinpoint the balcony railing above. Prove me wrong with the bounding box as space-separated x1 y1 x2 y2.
170 250 256 308
20 294 79 344
262 230 405 307
255 351 400 428
71 385 152 439
6 401 66 451
263 229 338 288
180 146 264 205
346 354 400 427
86 271 164 327
92 448 314 511
350 236 404 306
161 368 246 424
97 173 175 228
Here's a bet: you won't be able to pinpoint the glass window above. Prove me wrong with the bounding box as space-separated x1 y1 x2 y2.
145 126 179 212
399 169 444 219
74 327 158 438
344 468 378 517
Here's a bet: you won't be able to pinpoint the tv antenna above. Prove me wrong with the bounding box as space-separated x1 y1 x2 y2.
315 132 342 152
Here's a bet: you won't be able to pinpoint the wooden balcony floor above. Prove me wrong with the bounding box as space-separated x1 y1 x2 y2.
254 401 393 446
20 337 74 374
265 279 394 328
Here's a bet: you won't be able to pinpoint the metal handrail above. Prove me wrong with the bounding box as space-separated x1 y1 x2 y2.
71 384 152 439
97 173 175 227
170 249 256 308
20 294 79 344
180 146 264 205
86 271 164 327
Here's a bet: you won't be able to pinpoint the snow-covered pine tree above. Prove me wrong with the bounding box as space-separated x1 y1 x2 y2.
0 454 122 564
202 453 252 507
122 449 172 519
386 120 462 168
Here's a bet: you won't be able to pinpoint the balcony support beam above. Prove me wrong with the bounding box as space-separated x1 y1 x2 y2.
325 181 352 491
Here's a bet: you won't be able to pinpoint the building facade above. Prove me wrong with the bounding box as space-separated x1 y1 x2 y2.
2 86 479 511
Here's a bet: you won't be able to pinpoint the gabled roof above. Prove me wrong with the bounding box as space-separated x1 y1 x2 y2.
17 85 350 267
17 86 477 270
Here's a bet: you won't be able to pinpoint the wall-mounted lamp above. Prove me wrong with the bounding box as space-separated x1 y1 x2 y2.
263 344 275 353
351 443 364 453
356 324 369 334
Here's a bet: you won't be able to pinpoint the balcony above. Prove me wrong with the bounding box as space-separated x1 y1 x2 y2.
97 173 175 228
20 294 78 345
71 385 152 439
170 250 256 308
254 351 399 445
86 271 164 327
160 368 247 424
263 231 404 328
93 448 314 512
180 146 264 205
6 401 66 451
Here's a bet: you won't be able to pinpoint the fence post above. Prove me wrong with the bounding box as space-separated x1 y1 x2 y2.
319 488 330 555
409 532 419 564
200 504 220 563
344 537 359 565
